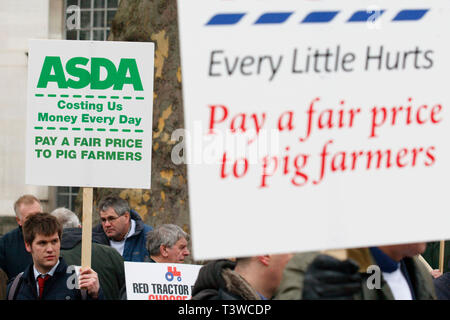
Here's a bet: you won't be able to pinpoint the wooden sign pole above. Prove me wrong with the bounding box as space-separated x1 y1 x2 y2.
321 249 348 261
418 254 433 273
439 240 445 274
81 187 93 268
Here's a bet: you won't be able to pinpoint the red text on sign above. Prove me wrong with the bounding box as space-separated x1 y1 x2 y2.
208 105 266 144
298 97 361 142
369 98 442 138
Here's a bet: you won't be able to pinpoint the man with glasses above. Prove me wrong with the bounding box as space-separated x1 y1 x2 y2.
93 195 153 262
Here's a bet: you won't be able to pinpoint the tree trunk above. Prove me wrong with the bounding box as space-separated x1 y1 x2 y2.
77 0 190 250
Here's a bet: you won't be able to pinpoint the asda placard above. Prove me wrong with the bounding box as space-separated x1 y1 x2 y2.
26 40 154 189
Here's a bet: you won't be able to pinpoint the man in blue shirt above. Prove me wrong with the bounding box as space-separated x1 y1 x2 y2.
93 195 153 262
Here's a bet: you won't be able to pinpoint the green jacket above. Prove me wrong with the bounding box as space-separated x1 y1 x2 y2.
273 251 319 300
422 241 450 274
274 248 436 300
60 228 125 300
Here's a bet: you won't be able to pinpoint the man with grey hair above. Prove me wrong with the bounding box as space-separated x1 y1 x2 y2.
93 195 153 262
146 224 190 263
50 207 125 300
119 224 191 300
0 195 42 280
50 207 81 228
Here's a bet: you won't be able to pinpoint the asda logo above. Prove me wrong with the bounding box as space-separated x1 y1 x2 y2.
37 56 143 91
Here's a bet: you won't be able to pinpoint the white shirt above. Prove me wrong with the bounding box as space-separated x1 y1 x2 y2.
33 260 60 296
110 219 136 256
382 264 413 300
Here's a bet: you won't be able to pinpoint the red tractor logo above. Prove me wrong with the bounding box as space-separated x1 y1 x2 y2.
165 266 182 282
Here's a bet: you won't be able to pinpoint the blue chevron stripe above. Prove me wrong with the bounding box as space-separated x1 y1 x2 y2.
255 12 293 24
301 11 339 23
392 9 429 21
206 13 246 25
205 9 430 26
347 10 385 22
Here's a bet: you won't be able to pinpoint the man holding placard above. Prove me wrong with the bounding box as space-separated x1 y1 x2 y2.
6 213 102 300
51 207 125 300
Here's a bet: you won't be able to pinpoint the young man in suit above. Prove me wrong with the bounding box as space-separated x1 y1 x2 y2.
7 213 102 300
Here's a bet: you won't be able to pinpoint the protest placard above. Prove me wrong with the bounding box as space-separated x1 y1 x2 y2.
25 40 154 267
177 0 450 260
124 262 202 300
25 40 154 189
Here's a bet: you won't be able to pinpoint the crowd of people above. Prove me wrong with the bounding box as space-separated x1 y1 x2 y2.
0 194 449 300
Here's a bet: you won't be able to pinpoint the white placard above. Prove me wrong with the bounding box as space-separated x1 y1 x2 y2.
124 262 202 300
177 0 450 260
25 40 154 189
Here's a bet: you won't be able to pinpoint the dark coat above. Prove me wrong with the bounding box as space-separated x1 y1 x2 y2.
274 248 436 300
434 272 450 300
0 227 33 280
119 255 156 300
92 209 152 262
191 260 261 300
6 257 103 300
60 228 125 300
